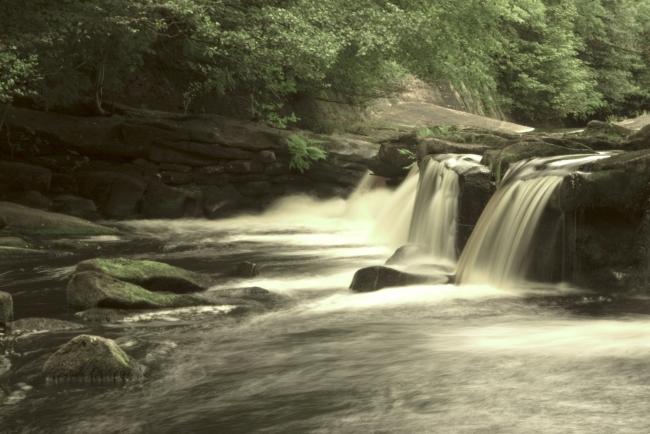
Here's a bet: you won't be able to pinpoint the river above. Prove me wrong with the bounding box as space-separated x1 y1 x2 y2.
2 193 650 433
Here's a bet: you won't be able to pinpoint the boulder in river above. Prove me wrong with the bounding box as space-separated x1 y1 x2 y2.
0 201 118 237
67 271 208 310
76 258 214 293
350 266 447 292
43 335 143 384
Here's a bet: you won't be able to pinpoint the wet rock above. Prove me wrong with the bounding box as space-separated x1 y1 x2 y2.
51 195 99 220
0 236 29 248
349 266 446 292
77 171 148 219
11 190 52 210
386 244 427 265
0 291 13 332
198 287 284 311
483 140 593 181
0 202 117 237
66 271 208 310
584 120 633 139
225 160 264 174
43 335 143 384
160 171 193 185
416 138 493 160
141 182 199 219
625 124 650 150
76 258 214 293
229 261 260 277
238 181 272 197
10 318 84 334
202 184 246 217
258 150 277 163
0 161 52 193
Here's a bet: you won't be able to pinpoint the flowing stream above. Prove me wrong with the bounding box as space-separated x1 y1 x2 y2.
3 155 650 433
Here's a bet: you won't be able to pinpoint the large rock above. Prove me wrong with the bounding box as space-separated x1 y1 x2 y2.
76 258 214 293
43 335 143 384
0 202 118 237
0 161 52 193
66 271 208 310
349 266 446 292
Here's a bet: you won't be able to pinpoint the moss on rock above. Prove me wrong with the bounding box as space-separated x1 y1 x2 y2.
76 258 214 293
67 271 208 310
43 335 143 384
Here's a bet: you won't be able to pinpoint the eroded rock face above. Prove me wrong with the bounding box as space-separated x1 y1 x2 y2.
66 271 207 310
350 266 447 292
76 258 214 293
43 335 143 384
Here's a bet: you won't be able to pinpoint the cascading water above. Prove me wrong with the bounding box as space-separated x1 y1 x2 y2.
456 153 611 286
372 165 420 248
407 154 483 262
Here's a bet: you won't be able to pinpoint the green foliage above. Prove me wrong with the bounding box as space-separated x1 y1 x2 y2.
397 148 416 160
286 133 327 173
0 0 648 122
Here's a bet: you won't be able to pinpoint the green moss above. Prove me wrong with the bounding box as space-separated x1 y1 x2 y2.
67 271 207 310
76 258 213 292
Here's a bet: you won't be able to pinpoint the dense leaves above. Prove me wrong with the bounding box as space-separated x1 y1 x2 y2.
0 0 648 123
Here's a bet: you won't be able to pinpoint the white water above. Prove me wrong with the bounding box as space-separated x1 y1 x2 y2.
407 155 484 263
372 165 420 248
457 154 610 286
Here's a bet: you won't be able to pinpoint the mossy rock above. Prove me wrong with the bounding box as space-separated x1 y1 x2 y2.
76 258 214 293
67 271 208 310
43 335 143 384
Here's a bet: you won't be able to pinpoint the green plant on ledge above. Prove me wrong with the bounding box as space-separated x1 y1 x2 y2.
287 133 327 173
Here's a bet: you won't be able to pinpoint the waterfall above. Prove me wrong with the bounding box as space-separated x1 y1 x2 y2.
408 155 483 262
372 154 483 262
373 165 420 247
456 153 610 286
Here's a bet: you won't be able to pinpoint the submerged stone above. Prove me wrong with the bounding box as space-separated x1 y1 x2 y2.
43 335 143 384
76 258 214 293
66 271 207 310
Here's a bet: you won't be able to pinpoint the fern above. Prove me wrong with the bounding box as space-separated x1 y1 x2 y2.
287 133 327 173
